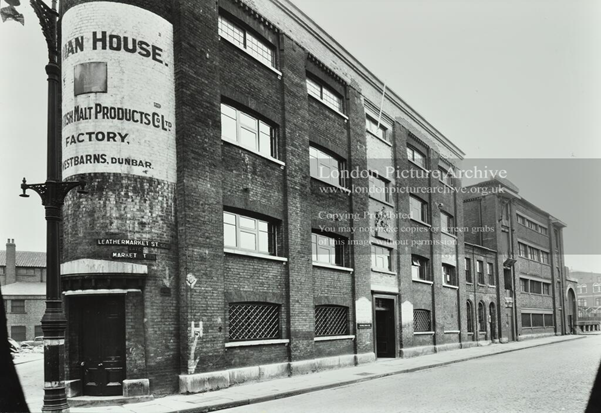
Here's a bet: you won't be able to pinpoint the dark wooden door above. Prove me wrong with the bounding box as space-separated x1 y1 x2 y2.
375 298 395 358
79 295 125 396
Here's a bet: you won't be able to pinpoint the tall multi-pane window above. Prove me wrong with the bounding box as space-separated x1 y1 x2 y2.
442 264 457 286
306 77 343 113
528 246 540 262
466 301 474 333
411 255 430 281
371 244 392 271
309 146 345 188
312 233 344 266
477 260 485 284
518 243 528 258
218 15 276 68
541 251 550 264
366 115 389 142
487 262 495 285
530 280 542 295
407 145 426 168
438 166 452 186
11 300 25 314
410 196 428 223
221 104 276 158
223 212 274 255
465 258 473 283
478 302 486 332
520 278 529 293
440 212 454 234
543 284 551 295
369 173 390 203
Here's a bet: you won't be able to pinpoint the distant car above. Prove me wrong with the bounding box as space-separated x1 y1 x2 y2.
20 336 44 348
8 337 20 357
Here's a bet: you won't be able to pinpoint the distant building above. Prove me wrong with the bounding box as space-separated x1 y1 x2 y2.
0 239 46 342
571 270 601 332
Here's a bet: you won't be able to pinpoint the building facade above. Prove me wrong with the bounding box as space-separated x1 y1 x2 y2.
571 271 601 332
1 239 46 342
57 0 569 400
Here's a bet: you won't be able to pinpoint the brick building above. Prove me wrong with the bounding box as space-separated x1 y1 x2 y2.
1 239 46 342
464 179 568 341
57 0 569 400
571 271 601 332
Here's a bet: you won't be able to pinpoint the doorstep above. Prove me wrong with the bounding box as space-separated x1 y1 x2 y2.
68 395 154 408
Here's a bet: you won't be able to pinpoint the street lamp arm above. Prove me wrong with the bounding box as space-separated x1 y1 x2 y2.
20 177 88 207
30 0 59 63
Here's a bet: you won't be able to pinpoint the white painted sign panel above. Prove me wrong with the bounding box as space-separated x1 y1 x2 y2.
62 2 176 182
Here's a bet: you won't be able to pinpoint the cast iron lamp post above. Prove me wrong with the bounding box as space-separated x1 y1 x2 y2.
20 0 87 411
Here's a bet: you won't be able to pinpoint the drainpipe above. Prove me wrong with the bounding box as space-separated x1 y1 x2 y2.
508 199 519 341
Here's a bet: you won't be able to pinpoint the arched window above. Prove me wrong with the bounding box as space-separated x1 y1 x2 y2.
478 302 486 332
466 301 474 333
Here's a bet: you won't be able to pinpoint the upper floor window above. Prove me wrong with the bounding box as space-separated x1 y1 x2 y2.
477 260 485 284
528 246 540 262
517 213 548 236
221 103 277 158
578 285 587 294
309 146 345 188
578 298 587 307
411 255 430 282
465 257 473 283
410 196 428 223
594 284 601 293
218 15 276 69
543 284 551 295
312 232 344 266
541 251 550 265
407 145 426 169
371 244 392 271
369 172 390 203
306 77 343 113
11 300 25 314
487 262 495 285
223 211 275 255
518 243 528 258
520 278 529 293
443 264 457 286
438 166 452 186
366 115 389 142
440 212 454 234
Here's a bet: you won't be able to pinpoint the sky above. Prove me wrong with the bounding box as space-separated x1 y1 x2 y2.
1 0 600 272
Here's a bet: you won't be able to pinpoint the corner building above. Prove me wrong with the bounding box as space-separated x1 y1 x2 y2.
61 0 501 399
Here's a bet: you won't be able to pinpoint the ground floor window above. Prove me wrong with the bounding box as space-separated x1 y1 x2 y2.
11 325 26 342
478 302 486 332
413 309 431 332
228 302 280 341
466 301 474 333
521 312 554 329
315 305 349 336
34 325 43 338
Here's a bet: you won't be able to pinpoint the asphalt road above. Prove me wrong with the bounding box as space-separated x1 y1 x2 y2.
225 335 601 413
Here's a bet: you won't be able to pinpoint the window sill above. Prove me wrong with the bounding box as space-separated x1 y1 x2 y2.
414 331 435 336
439 180 454 190
441 231 457 239
477 283 487 287
410 218 431 228
412 278 433 285
311 177 351 194
369 196 394 208
224 248 288 262
443 284 459 290
366 130 392 147
408 159 429 173
219 36 283 79
444 330 460 334
312 262 353 273
308 94 349 121
314 335 355 342
371 268 396 276
466 281 473 285
222 138 285 167
225 339 289 348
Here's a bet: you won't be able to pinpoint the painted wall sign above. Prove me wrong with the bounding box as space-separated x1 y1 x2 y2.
111 251 157 261
62 2 176 182
96 239 170 249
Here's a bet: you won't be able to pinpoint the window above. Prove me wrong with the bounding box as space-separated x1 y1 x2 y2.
554 229 560 249
596 298 601 306
531 313 544 327
366 115 389 142
17 268 36 276
410 196 428 223
312 233 344 266
518 243 528 258
594 284 601 293
221 103 276 158
487 263 495 285
544 314 554 327
578 298 586 307
371 244 392 271
310 146 345 188
528 246 539 262
543 284 551 295
520 279 529 293
218 15 275 68
527 220 538 231
223 211 275 255
369 172 390 203
315 305 349 336
442 264 457 286
580 285 587 294
10 326 26 342
407 145 426 169
228 303 280 341
440 212 454 234
34 325 43 338
11 300 25 314
439 166 452 186
517 213 548 236
517 215 525 225
478 302 486 332
477 260 485 284
413 309 431 332
306 77 343 113
465 258 473 283
539 226 548 236
541 251 550 264
466 301 474 333
530 280 542 295
411 255 430 281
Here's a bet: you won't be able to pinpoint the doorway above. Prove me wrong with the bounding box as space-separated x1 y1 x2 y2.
489 303 496 341
72 295 126 396
374 296 396 358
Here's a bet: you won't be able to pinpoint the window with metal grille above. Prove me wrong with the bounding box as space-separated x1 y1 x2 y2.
413 309 431 332
11 300 25 314
315 305 349 336
466 301 474 333
11 326 26 342
478 302 486 332
218 15 275 68
228 303 280 341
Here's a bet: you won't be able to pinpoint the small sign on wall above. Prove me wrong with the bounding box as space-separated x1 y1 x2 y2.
357 323 372 329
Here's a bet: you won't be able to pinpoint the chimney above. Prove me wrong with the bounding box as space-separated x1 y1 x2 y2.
6 239 16 285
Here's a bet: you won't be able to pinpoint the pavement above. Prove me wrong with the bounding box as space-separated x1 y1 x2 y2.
58 334 585 413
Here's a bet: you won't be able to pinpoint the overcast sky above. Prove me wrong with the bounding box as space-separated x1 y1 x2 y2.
1 0 600 272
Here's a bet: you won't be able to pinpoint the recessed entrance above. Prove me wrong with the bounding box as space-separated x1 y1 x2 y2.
374 296 396 358
72 295 126 396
